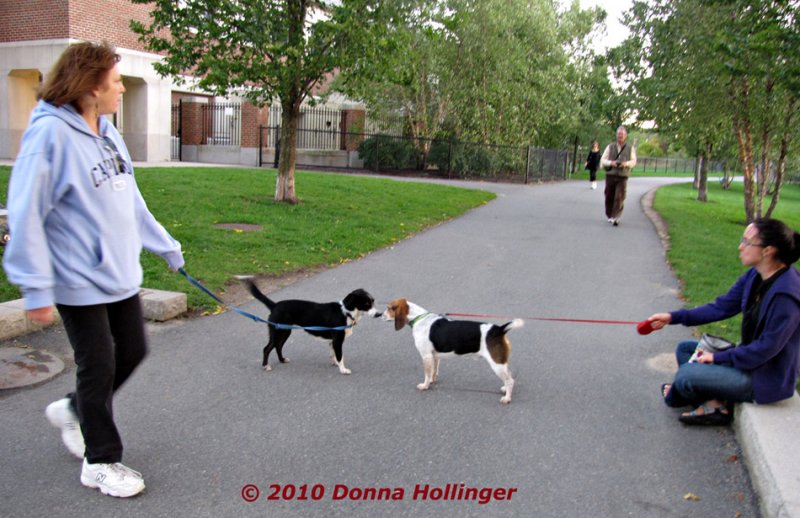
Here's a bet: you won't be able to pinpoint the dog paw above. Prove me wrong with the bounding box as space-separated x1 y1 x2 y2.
416 383 430 391
500 396 511 404
281 357 290 363
339 368 352 375
263 364 272 371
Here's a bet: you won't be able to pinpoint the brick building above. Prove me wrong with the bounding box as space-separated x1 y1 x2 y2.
0 1 369 167
0 0 192 162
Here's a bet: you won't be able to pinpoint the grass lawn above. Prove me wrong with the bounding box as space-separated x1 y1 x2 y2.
0 165 494 311
653 180 800 340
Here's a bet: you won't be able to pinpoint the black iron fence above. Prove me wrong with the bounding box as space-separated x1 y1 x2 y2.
260 127 570 183
263 105 405 150
636 156 702 175
201 102 241 146
573 147 723 176
170 101 181 161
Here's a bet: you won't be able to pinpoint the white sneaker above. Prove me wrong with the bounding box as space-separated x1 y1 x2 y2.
591 181 597 189
45 398 85 459
81 459 145 498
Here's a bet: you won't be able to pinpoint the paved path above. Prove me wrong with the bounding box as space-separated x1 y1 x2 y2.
0 176 760 517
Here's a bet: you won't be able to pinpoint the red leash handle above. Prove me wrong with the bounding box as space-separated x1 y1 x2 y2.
443 313 654 334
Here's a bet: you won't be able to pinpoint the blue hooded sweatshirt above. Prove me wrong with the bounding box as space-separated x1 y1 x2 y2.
3 100 184 310
670 267 800 404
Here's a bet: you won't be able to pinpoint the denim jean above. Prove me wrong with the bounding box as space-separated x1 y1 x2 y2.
664 340 754 408
57 295 148 464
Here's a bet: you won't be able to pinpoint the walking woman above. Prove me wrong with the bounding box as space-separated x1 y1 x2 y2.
3 42 184 497
584 140 601 190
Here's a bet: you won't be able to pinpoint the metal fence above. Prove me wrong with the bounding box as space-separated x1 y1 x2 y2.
263 105 405 150
573 147 723 176
636 156 702 174
260 127 570 183
201 102 241 146
264 105 341 149
173 101 569 181
170 102 181 161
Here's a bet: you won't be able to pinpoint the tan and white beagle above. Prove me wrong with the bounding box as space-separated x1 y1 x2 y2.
382 298 522 404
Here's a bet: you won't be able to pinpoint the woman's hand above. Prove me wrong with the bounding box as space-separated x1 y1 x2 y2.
27 306 55 325
695 351 715 364
645 313 672 331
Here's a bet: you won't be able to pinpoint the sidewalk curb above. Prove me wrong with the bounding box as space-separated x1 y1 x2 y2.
735 397 800 518
0 289 186 341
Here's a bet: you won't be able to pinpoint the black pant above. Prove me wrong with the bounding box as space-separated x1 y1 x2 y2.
57 295 147 464
604 174 628 219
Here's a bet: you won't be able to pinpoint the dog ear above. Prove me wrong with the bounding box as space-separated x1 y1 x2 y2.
394 314 406 331
393 299 409 331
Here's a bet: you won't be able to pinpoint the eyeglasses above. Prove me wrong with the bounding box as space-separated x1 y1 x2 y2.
740 237 764 248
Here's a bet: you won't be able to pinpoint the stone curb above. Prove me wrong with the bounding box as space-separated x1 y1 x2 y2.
735 397 800 518
0 289 186 341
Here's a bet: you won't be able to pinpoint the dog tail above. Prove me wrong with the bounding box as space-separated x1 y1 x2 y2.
247 280 276 310
501 318 525 333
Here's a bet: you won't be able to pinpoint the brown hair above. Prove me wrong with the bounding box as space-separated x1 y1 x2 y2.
38 41 120 114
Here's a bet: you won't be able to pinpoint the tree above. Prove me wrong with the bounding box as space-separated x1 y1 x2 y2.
617 0 731 202
131 0 400 204
621 0 800 219
569 53 620 174
338 0 607 154
333 2 452 169
442 0 580 147
717 0 800 220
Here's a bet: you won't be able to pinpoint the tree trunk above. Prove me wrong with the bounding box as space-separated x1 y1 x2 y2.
721 161 732 190
697 141 710 202
755 77 775 220
765 97 796 217
731 77 755 223
571 135 579 176
275 103 300 204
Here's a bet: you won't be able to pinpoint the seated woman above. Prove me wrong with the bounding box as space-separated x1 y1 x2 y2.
645 218 800 425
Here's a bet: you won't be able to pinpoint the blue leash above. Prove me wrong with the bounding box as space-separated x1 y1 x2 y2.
178 268 351 331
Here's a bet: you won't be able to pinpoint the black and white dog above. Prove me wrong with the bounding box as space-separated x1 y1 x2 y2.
248 281 379 374
383 298 522 404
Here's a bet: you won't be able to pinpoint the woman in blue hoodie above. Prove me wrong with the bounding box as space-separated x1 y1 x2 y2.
3 42 184 497
646 218 800 425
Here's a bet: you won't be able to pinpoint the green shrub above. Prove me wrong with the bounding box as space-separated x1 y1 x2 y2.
428 141 497 177
357 135 418 170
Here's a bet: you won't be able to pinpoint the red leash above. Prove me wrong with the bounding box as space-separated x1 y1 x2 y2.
443 313 653 334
